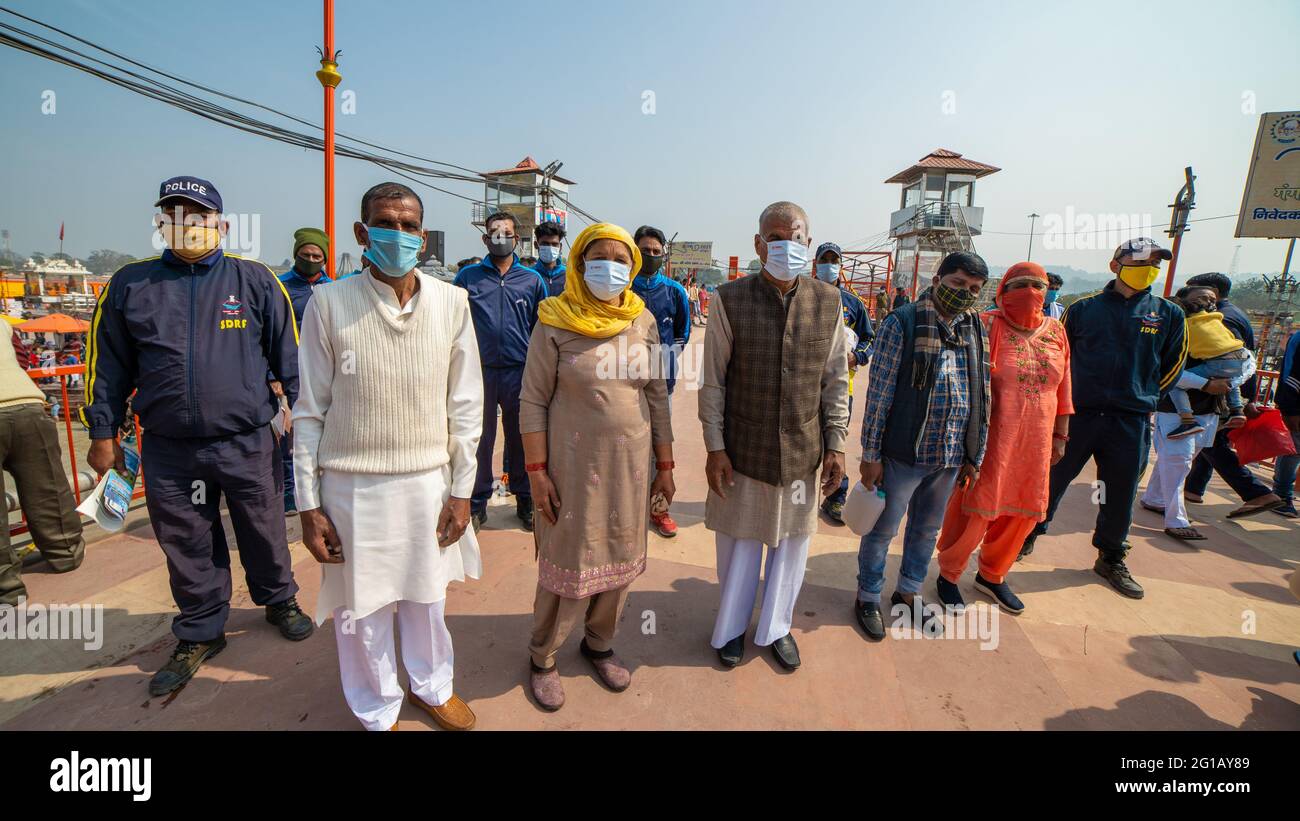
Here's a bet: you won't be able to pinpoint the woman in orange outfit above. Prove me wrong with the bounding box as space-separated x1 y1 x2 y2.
935 262 1072 613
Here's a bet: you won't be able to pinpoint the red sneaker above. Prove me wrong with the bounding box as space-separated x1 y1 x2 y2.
651 511 678 538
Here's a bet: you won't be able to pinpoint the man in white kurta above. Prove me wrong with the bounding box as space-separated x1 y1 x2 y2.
293 184 483 731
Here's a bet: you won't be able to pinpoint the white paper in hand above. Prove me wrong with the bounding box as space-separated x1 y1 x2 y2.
76 471 129 533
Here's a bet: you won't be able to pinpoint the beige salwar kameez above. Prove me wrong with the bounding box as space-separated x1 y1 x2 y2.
519 310 672 668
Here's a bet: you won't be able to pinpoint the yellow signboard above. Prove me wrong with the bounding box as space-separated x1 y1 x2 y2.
1236 111 1300 238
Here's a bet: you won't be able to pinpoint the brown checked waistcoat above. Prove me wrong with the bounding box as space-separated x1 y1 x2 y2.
719 274 841 487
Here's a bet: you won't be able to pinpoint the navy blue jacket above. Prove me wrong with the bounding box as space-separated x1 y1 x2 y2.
630 272 691 393
839 287 875 366
1062 281 1187 415
454 255 548 368
1277 330 1300 416
532 260 566 298
278 266 331 330
81 249 299 440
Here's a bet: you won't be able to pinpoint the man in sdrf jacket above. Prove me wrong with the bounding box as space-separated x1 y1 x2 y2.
1018 238 1188 599
454 211 549 532
82 176 313 697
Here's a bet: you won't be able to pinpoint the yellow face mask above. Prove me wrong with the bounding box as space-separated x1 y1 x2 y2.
160 222 222 261
1118 263 1160 291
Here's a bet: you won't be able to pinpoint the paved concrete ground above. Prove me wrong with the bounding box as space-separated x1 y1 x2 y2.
3 330 1298 731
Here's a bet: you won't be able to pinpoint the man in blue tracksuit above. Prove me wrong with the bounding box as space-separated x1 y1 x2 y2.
275 227 332 515
454 211 548 532
532 221 567 296
1018 238 1188 599
82 176 313 696
810 242 874 524
630 225 692 537
1180 272 1285 517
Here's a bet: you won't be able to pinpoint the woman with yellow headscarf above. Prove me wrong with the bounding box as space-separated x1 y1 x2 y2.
518 223 675 711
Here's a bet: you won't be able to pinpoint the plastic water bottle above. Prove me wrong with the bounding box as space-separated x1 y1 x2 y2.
842 480 887 536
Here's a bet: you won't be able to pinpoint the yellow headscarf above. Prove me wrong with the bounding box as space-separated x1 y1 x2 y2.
537 223 646 338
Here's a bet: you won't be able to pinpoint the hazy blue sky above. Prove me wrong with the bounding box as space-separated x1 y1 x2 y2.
2 0 1298 281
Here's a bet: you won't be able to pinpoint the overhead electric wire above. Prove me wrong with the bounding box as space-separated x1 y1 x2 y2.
0 10 610 222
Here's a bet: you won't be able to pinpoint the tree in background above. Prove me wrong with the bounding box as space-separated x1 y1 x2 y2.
85 249 136 275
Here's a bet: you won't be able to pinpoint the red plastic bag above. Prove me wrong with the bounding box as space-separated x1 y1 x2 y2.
1227 407 1299 465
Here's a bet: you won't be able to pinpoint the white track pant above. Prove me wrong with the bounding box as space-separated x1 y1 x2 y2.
710 532 811 648
332 600 454 732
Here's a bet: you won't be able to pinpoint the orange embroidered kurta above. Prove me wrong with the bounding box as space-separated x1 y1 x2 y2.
961 315 1073 521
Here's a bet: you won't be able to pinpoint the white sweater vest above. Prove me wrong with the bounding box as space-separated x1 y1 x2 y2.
314 273 461 474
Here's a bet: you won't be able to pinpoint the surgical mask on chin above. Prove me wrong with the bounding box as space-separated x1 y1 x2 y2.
487 235 516 258
1118 264 1160 291
363 226 423 277
815 262 840 283
161 222 221 261
762 239 809 281
583 259 631 301
537 245 562 264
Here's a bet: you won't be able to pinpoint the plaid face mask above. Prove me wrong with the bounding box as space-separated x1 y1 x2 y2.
933 282 978 314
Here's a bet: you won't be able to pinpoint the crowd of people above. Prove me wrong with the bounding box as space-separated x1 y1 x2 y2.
1 172 1296 732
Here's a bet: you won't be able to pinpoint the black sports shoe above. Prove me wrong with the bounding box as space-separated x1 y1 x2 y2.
717 634 744 667
935 576 965 610
853 599 885 642
517 502 534 532
266 596 314 641
891 590 943 636
149 635 226 696
1167 421 1205 440
821 497 845 525
974 573 1025 613
1094 555 1145 599
769 633 801 670
471 510 486 532
1016 533 1038 562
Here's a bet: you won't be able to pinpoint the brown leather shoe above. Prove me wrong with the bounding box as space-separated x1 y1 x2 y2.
529 663 565 711
406 691 476 731
580 639 631 691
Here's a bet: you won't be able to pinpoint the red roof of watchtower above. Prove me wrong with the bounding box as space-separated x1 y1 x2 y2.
884 149 1001 184
481 155 575 185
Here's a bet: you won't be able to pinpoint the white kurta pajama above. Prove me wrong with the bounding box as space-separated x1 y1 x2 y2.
699 293 850 648
293 271 483 731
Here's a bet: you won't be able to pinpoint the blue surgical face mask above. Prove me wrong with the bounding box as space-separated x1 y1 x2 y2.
1046 289 1060 304
815 262 840 283
363 226 423 277
761 239 809 281
583 259 631 301
537 245 562 265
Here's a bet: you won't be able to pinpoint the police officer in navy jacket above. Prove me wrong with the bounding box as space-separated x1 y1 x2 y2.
1019 238 1188 599
82 176 314 696
453 211 549 532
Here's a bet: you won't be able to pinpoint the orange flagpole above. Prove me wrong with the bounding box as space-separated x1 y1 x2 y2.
316 0 341 279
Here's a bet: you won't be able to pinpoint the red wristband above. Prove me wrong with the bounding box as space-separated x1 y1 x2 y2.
656 461 675 470
525 462 547 472
1052 433 1069 442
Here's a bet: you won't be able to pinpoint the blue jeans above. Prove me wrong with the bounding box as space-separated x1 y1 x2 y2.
1274 431 1300 501
855 458 959 603
1169 354 1250 416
